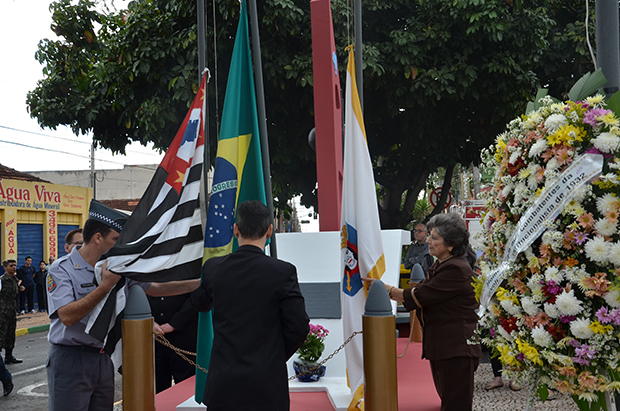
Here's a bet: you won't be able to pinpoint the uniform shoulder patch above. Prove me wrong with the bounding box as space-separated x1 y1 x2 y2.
47 274 57 293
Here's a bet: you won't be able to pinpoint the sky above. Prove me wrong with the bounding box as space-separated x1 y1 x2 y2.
0 0 163 173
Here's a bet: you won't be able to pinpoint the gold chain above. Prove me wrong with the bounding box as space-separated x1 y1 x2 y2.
154 332 209 375
288 331 362 381
152 330 363 381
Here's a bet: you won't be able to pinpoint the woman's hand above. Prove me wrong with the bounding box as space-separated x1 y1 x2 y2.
362 277 407 303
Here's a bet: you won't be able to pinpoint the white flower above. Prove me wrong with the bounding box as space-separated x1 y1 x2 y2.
528 275 543 294
544 302 559 319
555 289 584 316
597 193 619 214
531 325 553 347
546 157 560 171
585 236 612 265
542 230 563 253
544 114 568 133
500 299 521 316
593 132 620 153
509 148 522 165
609 242 620 267
565 267 588 285
521 296 540 316
497 326 515 342
529 139 547 158
545 267 564 283
595 218 618 237
604 288 620 308
570 318 594 339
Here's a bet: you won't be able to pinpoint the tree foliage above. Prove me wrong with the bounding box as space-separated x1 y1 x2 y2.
27 0 596 228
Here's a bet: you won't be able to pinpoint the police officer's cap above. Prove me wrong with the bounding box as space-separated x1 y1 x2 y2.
88 199 128 233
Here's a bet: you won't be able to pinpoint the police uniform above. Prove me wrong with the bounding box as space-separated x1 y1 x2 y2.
46 200 146 411
0 274 19 353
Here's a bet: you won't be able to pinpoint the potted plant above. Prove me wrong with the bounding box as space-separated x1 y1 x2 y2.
293 323 329 382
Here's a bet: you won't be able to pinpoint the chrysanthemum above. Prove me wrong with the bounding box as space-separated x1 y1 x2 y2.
545 267 564 283
570 318 594 339
545 114 568 133
594 218 617 237
603 288 620 308
555 289 584 316
500 299 521 316
529 138 547 158
521 296 540 316
584 236 612 265
609 242 620 266
531 325 553 347
544 302 560 318
592 132 620 153
596 193 619 214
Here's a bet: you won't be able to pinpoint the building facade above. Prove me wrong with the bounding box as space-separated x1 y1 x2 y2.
0 176 92 265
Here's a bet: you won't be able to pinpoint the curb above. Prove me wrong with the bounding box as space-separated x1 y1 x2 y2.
16 323 50 337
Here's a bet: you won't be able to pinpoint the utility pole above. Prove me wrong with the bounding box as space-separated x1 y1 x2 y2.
90 142 96 200
595 0 620 98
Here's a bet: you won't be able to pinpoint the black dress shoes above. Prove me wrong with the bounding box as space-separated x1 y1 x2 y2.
3 378 13 396
5 357 23 364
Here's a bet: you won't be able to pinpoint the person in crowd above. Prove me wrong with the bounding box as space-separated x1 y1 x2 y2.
191 200 310 410
404 223 433 273
0 354 13 396
365 212 481 411
64 228 83 254
34 260 48 312
148 293 198 393
0 260 23 365
17 256 36 314
46 200 201 411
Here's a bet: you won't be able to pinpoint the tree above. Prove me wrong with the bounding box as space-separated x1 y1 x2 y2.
27 0 594 228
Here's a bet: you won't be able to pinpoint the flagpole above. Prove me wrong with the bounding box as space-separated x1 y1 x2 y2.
354 0 363 111
197 0 211 197
247 0 277 257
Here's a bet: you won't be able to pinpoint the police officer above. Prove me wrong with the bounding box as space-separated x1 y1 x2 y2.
46 200 200 411
0 259 23 365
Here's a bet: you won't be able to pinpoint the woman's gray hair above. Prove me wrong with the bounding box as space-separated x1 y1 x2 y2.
426 213 470 257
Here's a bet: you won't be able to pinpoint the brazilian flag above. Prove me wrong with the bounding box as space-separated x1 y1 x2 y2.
195 0 267 402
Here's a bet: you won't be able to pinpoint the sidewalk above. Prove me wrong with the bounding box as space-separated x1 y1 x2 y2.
15 310 50 336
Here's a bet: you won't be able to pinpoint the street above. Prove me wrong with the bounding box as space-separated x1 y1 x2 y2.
0 331 123 410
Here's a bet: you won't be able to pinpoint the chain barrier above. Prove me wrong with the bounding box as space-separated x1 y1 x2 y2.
154 332 209 375
288 330 362 381
152 330 363 381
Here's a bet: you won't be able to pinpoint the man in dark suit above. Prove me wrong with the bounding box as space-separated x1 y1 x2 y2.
192 200 309 410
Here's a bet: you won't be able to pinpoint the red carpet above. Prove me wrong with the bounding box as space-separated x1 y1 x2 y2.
156 339 440 411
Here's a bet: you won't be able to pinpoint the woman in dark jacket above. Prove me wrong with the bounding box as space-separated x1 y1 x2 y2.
368 213 481 411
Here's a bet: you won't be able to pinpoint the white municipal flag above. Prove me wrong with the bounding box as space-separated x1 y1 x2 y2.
340 46 386 411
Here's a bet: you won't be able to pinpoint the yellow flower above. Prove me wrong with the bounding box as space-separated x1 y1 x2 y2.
588 321 613 334
495 139 507 162
599 112 619 127
516 339 543 365
526 255 540 271
586 95 604 105
549 125 586 146
496 287 519 305
497 344 520 367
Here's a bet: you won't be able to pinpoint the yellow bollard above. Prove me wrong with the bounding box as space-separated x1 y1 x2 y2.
122 286 156 411
363 280 398 411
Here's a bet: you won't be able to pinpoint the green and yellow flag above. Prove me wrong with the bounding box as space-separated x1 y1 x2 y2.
195 0 267 402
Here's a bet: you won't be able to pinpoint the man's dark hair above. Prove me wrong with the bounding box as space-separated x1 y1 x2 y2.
236 200 271 240
25 256 32 261
40 260 47 266
82 219 114 243
65 228 83 245
2 259 16 267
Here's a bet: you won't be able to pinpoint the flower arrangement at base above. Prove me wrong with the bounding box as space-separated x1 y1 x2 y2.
294 323 329 382
476 94 620 410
